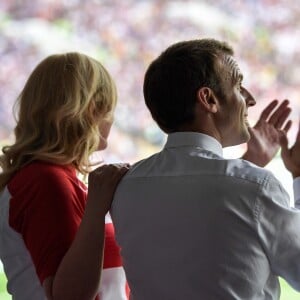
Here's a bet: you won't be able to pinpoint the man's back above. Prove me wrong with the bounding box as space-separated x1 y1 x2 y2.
112 132 297 300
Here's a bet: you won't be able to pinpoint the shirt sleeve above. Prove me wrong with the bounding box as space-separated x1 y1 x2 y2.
293 177 300 209
9 166 86 283
255 173 300 291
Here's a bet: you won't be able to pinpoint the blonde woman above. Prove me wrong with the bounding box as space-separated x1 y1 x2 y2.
0 53 129 300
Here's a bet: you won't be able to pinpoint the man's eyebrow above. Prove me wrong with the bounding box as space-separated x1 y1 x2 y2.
230 67 243 85
222 55 243 83
237 73 243 82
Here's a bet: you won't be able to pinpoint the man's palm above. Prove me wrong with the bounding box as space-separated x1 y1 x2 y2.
243 100 291 167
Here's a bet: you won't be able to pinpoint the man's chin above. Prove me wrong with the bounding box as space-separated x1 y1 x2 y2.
244 128 251 142
240 130 251 145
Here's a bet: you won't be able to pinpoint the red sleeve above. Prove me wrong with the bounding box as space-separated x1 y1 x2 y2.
8 163 86 283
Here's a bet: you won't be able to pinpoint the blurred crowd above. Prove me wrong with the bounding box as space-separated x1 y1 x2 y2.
0 0 300 163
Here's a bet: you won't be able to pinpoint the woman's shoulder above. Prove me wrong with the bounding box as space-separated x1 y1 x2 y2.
8 161 77 194
18 161 74 178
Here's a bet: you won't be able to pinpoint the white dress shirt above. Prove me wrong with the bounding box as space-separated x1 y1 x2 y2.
111 132 300 300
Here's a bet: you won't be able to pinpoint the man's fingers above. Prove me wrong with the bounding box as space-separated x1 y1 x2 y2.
283 120 292 133
279 132 289 156
273 107 292 129
268 99 290 125
259 100 278 121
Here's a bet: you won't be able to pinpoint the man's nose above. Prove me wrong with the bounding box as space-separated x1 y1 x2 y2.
241 86 256 107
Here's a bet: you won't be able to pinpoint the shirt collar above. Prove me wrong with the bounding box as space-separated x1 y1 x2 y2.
164 132 223 157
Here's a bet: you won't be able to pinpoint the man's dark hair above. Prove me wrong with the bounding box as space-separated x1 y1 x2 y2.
143 39 234 133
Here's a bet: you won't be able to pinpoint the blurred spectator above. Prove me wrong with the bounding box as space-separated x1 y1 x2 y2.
0 0 299 163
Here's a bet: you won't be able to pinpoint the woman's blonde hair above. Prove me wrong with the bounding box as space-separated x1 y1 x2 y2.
0 52 117 190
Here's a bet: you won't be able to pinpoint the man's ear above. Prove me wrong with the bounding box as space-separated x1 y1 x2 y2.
196 87 218 113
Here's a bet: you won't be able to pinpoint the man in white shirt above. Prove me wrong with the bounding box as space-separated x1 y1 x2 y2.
111 39 300 300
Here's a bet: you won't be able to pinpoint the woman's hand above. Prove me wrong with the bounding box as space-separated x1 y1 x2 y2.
87 163 130 217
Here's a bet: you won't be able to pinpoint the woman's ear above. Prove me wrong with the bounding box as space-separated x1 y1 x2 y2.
196 87 218 113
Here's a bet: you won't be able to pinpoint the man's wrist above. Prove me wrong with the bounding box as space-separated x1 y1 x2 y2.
242 150 266 167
